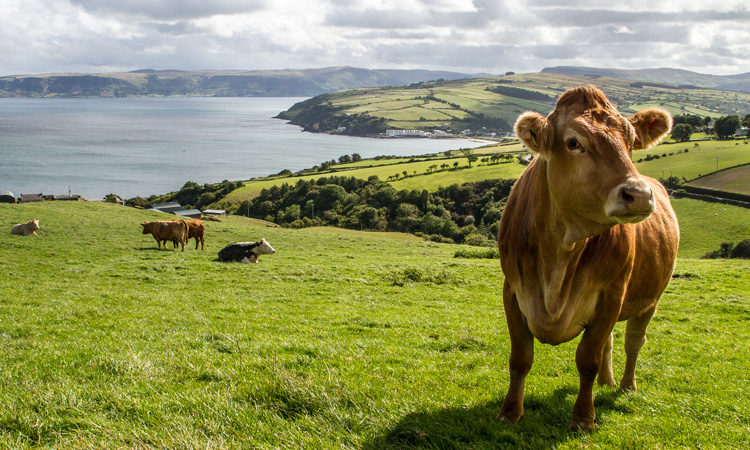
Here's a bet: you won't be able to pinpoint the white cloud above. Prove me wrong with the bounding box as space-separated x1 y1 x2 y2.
1 0 749 76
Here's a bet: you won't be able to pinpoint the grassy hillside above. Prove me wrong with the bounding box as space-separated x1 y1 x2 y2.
204 137 749 215
277 73 750 136
0 67 477 98
635 139 750 184
690 165 750 195
1 201 748 449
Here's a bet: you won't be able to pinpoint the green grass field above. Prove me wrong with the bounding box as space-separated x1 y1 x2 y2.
280 73 750 136
635 140 750 183
1 200 748 449
690 165 750 195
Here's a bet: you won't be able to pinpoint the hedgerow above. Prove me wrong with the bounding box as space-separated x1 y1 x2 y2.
234 175 515 245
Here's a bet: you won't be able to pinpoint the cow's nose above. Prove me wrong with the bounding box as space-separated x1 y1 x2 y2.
618 179 654 214
605 178 655 222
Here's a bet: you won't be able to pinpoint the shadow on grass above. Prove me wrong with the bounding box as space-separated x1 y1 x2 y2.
365 387 626 449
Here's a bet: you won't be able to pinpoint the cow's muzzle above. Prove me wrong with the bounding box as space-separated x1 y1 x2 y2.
605 178 655 223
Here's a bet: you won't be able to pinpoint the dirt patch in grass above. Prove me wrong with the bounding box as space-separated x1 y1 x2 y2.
689 165 750 195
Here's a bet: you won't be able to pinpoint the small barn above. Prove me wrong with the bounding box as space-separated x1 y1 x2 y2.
20 193 43 203
145 202 202 219
0 191 16 204
145 202 183 213
173 209 202 219
203 209 227 217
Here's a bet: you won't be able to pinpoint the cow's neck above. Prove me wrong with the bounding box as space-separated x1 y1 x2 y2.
527 160 613 321
535 160 612 251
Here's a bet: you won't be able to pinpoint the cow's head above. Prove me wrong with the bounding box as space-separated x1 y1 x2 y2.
141 221 154 234
515 86 671 244
256 238 276 255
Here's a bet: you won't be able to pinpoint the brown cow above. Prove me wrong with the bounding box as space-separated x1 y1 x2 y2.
170 219 205 250
186 219 205 250
496 86 679 431
141 220 189 251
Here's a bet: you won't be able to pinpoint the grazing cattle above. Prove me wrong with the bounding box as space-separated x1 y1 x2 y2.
11 219 40 236
168 219 205 250
186 219 205 250
141 220 189 251
496 86 679 431
218 239 275 263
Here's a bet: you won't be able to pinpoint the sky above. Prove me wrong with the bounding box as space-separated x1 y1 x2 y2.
2 0 750 77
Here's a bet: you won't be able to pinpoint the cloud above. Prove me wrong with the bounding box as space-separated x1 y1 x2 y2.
1 0 750 76
68 0 269 21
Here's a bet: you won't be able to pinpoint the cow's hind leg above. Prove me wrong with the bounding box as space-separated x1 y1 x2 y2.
497 282 534 425
597 331 616 388
620 308 655 392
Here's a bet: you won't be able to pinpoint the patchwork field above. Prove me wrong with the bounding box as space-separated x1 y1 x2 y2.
1 200 748 449
279 72 750 135
689 164 750 195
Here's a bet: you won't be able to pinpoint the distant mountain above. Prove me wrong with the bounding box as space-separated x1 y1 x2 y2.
542 66 750 92
0 67 482 98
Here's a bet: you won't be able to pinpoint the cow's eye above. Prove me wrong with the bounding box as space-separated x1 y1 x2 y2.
567 138 584 153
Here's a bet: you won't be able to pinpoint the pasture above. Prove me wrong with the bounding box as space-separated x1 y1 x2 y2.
1 200 748 449
635 139 750 185
210 137 748 214
280 73 750 136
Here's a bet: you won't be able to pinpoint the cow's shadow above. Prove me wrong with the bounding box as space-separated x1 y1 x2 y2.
364 387 626 449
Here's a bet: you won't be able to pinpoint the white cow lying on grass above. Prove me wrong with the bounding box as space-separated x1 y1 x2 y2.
11 219 40 236
218 239 275 263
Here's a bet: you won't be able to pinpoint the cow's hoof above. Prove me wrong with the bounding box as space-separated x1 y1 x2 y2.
597 374 617 388
569 417 595 432
496 411 522 425
620 379 637 393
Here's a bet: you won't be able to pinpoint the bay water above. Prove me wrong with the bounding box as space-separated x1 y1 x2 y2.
0 97 484 200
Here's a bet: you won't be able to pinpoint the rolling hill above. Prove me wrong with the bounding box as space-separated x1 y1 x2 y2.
542 66 750 92
0 67 480 98
276 72 750 136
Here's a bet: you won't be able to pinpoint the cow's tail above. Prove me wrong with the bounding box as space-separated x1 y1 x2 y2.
180 220 189 252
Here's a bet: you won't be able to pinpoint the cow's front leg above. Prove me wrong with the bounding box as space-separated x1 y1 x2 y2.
571 313 618 431
497 283 534 424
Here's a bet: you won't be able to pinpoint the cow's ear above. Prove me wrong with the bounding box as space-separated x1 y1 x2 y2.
515 112 551 157
629 108 672 150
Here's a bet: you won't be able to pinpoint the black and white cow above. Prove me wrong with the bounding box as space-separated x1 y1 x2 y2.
218 238 276 263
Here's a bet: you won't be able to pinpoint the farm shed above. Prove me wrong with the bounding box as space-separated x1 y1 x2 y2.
145 202 183 213
51 195 81 201
145 202 202 219
20 193 43 203
0 191 16 204
203 209 227 217
173 209 202 219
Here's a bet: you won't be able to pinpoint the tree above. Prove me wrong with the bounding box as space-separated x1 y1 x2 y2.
673 113 703 129
671 123 693 142
104 193 121 203
714 115 741 139
742 114 750 129
315 184 347 211
461 148 476 167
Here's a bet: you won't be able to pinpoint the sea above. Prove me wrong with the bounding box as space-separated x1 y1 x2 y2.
0 97 485 200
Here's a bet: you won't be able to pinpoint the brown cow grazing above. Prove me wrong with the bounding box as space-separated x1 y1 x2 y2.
170 219 205 250
186 219 205 250
141 220 189 251
496 86 679 431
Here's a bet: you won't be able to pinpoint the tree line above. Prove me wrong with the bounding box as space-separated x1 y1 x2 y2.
671 113 750 142
235 175 516 246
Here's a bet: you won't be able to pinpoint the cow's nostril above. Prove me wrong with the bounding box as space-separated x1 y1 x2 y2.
621 191 635 204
